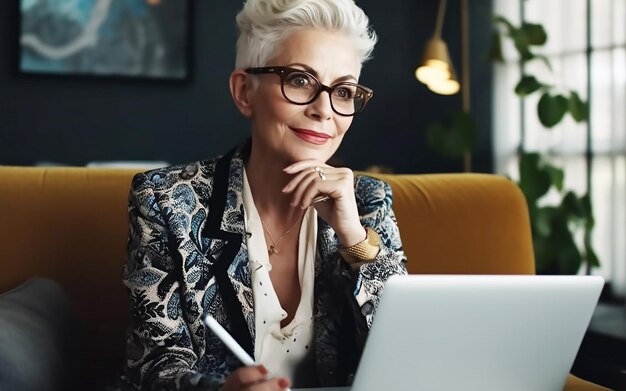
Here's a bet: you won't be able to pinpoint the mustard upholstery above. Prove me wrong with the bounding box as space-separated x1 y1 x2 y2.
367 173 535 275
0 166 610 390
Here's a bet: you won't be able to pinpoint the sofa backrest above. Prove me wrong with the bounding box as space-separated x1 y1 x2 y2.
0 166 535 383
368 172 535 275
0 167 138 382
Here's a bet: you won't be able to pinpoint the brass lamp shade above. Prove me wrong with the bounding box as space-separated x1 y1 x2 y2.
427 77 460 95
415 37 460 96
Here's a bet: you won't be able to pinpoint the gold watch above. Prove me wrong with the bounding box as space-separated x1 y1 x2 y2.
338 227 381 264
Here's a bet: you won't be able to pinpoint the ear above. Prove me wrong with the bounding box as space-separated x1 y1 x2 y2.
229 69 254 118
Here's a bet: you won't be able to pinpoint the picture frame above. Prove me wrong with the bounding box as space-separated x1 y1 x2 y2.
18 0 191 81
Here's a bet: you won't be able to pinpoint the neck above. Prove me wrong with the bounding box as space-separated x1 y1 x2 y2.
245 141 303 227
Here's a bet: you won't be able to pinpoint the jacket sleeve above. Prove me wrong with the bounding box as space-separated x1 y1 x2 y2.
121 173 223 391
349 175 408 327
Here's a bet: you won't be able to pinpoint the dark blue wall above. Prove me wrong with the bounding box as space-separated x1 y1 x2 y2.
0 0 493 174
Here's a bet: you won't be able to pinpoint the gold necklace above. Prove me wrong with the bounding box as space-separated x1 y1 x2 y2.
260 217 302 256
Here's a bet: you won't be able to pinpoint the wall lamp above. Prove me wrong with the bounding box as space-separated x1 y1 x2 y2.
415 0 461 96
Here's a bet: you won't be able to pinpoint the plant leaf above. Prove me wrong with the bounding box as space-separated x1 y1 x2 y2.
514 75 544 96
556 231 583 274
585 245 601 268
488 32 505 63
545 164 564 192
561 191 586 220
492 15 514 35
426 111 476 159
521 22 547 45
581 194 600 268
580 194 595 226
532 54 553 72
510 28 533 60
533 206 581 274
533 207 552 237
534 235 556 273
537 92 568 128
568 91 588 122
518 152 551 202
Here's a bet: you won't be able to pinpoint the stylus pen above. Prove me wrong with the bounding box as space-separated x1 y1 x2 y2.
204 314 292 391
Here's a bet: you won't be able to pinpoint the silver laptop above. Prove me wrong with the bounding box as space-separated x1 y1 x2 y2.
296 274 603 391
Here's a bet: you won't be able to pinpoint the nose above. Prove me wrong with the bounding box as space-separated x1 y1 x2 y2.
305 89 333 120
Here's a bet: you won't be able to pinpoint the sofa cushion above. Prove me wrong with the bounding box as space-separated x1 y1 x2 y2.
0 277 78 391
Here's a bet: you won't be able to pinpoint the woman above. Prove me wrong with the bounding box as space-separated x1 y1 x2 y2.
122 0 407 389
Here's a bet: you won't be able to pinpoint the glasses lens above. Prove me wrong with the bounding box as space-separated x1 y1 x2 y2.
282 71 319 104
331 84 367 115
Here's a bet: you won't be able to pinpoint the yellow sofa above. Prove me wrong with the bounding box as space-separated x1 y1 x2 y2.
0 166 610 390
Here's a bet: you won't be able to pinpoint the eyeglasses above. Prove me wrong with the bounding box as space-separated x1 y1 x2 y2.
245 66 373 117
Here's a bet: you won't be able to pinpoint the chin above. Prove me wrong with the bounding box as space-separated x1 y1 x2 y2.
288 144 336 163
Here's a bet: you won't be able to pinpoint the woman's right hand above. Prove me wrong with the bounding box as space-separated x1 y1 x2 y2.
222 365 292 390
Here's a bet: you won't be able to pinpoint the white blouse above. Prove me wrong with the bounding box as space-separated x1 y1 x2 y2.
242 169 317 387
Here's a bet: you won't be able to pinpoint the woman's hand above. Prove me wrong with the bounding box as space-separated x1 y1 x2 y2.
283 160 366 247
222 365 291 391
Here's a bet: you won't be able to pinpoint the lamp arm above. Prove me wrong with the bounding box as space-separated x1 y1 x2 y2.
434 0 447 38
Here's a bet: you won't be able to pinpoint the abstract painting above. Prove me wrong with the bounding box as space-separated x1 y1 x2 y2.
19 0 190 79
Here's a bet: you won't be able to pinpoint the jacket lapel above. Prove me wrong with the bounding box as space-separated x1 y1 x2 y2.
202 142 256 356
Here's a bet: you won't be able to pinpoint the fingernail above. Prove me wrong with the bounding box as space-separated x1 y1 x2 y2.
278 378 291 388
258 365 268 375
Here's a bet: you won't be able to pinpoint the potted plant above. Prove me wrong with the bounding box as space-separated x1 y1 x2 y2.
491 16 599 274
426 16 599 274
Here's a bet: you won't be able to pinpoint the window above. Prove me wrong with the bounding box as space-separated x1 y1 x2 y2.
493 0 626 297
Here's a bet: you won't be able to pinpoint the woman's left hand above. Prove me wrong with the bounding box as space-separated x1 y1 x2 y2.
283 160 366 247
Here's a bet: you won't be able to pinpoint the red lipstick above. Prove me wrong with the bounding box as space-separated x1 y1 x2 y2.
291 128 331 145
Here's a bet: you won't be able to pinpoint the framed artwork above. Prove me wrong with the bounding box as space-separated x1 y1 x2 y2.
19 0 191 80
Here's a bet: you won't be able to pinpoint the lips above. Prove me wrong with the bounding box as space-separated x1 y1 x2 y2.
290 127 331 145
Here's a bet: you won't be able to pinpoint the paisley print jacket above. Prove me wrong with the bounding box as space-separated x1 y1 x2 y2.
121 142 407 390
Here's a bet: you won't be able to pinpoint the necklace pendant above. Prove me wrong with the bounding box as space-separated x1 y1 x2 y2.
268 245 279 255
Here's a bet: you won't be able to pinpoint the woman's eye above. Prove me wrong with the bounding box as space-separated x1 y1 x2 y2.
335 87 354 99
287 74 312 88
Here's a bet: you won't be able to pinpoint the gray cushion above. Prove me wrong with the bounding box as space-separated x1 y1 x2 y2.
0 277 77 391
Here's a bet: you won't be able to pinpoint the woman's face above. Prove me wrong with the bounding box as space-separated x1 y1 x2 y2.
247 28 361 164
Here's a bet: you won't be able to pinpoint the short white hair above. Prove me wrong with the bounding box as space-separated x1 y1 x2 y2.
235 0 377 72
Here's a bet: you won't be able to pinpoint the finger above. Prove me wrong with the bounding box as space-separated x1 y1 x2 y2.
223 365 268 390
289 169 321 208
291 169 339 208
269 377 292 390
276 377 292 390
310 195 331 204
303 168 353 207
241 376 291 391
283 160 330 174
282 167 318 193
299 178 333 209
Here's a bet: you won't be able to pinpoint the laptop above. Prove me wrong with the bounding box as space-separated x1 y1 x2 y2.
296 274 603 391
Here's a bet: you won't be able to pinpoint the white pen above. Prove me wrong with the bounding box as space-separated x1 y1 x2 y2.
203 314 292 390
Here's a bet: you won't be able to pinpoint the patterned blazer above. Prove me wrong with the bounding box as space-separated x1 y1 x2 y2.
121 141 407 390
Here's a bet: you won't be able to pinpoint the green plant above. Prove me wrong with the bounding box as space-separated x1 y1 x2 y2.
490 16 599 274
517 153 599 274
489 17 588 127
426 111 475 162
426 15 600 274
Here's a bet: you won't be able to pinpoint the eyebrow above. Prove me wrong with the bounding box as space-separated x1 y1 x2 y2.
287 62 357 83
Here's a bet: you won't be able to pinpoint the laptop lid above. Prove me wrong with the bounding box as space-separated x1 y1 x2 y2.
349 274 604 391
